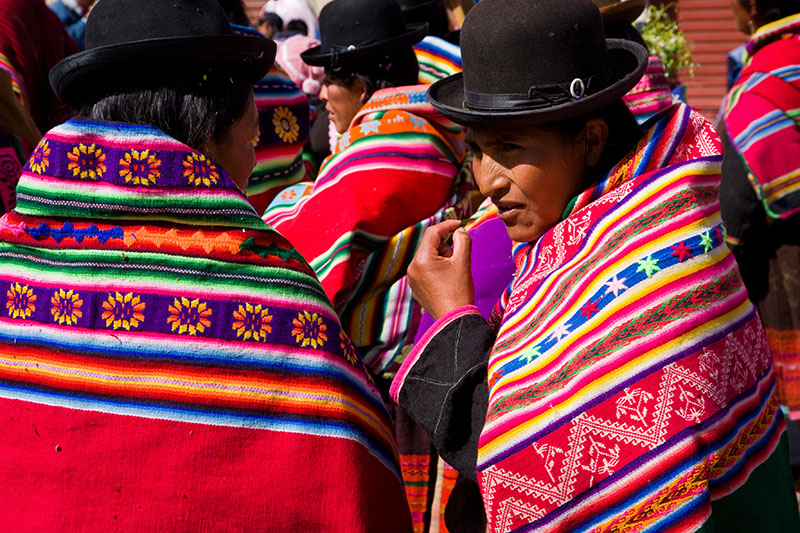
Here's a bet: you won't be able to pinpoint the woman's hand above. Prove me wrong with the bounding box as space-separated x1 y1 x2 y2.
408 219 474 320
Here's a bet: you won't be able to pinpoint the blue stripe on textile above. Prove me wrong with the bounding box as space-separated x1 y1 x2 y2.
0 380 401 477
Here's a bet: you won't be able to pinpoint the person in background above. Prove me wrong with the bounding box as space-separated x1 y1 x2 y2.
0 0 412 529
257 11 283 38
49 0 96 50
0 0 77 132
399 0 463 85
393 0 800 530
261 0 318 39
721 0 800 487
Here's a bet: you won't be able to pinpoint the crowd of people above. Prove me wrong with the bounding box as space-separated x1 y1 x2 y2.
0 0 799 530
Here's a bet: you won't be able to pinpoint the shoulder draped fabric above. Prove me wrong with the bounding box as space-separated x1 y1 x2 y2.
721 14 800 418
393 104 798 531
723 13 800 220
0 119 412 531
414 35 463 85
247 65 311 214
264 85 471 374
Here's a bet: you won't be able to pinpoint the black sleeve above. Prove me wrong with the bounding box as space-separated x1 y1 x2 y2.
396 314 494 481
719 125 771 302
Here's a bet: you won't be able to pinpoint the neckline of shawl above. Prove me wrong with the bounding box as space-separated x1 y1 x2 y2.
511 103 681 271
18 119 263 229
745 12 800 61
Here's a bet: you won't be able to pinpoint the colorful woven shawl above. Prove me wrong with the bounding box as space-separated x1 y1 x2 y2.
264 85 471 374
399 104 790 531
622 55 674 125
414 35 463 85
0 119 411 531
723 13 800 220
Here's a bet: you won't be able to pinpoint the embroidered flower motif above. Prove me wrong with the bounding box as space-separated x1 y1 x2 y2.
29 139 50 174
183 153 219 187
51 288 83 326
291 311 328 349
339 329 358 366
67 143 107 180
232 303 272 342
358 120 381 136
102 292 145 330
337 131 352 151
168 297 212 335
6 283 36 319
119 149 161 186
272 106 299 143
280 188 297 201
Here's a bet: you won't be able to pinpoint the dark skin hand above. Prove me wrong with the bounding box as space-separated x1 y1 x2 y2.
407 219 475 320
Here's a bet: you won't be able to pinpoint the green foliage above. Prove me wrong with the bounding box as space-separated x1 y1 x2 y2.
637 3 698 87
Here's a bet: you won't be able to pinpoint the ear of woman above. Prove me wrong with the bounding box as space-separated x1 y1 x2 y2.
584 118 610 168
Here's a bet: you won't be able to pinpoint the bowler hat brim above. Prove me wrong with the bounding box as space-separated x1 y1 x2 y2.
427 39 648 127
301 22 427 67
50 35 275 108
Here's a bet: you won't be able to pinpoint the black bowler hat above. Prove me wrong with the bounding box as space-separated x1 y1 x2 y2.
50 0 276 108
428 0 648 126
300 0 427 69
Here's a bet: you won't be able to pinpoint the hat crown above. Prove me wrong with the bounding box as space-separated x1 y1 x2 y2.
85 0 232 49
461 0 609 96
318 0 410 51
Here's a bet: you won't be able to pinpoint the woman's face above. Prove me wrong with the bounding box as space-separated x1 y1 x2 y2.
320 77 365 134
467 124 592 243
204 91 259 192
731 0 753 34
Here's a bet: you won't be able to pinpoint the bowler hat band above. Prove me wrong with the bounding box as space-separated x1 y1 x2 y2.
462 66 615 111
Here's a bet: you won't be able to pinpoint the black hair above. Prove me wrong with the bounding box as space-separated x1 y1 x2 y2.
738 0 800 25
216 0 251 27
544 99 643 182
259 12 284 31
325 47 419 102
286 19 308 36
76 74 252 150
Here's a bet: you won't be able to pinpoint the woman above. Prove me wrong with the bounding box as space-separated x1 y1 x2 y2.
0 0 411 529
264 0 471 375
392 0 800 530
721 0 800 423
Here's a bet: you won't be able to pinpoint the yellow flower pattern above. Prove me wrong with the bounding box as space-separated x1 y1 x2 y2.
51 289 83 326
272 106 299 143
168 297 212 335
339 330 358 366
102 292 145 330
29 139 50 174
6 283 36 319
182 153 219 187
291 311 328 349
67 143 107 180
232 303 273 342
119 149 161 186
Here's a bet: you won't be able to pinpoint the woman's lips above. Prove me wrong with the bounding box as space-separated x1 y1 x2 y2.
494 201 524 222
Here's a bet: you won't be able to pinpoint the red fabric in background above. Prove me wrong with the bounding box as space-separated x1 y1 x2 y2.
0 397 410 531
0 0 77 130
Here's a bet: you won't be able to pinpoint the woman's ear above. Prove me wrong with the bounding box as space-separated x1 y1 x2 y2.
356 78 368 105
584 117 609 168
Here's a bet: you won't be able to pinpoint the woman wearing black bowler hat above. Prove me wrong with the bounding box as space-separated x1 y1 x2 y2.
0 0 414 530
391 0 800 530
264 0 471 383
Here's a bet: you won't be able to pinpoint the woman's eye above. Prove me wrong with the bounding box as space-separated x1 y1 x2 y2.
466 142 482 156
501 143 521 152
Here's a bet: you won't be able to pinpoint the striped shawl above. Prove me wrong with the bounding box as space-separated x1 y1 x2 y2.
723 13 800 219
397 104 792 531
0 119 411 530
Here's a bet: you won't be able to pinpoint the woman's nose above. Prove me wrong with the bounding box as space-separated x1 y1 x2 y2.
475 156 509 198
319 84 328 101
